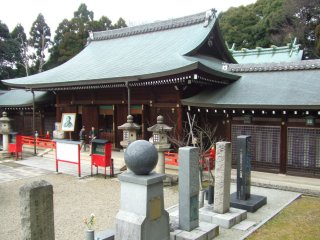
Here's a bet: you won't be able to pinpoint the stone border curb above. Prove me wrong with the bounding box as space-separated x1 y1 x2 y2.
240 193 302 240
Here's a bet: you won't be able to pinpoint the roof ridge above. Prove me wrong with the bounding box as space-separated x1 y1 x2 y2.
225 59 320 72
90 10 216 41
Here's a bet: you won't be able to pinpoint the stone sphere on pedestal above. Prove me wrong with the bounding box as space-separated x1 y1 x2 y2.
125 140 158 175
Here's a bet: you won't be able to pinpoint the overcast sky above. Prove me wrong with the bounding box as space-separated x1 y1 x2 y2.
0 0 256 36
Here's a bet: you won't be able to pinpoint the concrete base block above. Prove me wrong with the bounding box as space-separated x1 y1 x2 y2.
164 175 179 186
197 222 219 239
170 229 183 240
168 207 219 240
0 151 10 160
95 229 115 240
172 223 219 240
232 220 256 231
230 192 267 213
175 229 207 240
199 206 247 229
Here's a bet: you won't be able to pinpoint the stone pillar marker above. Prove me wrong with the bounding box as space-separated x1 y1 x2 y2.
199 141 247 229
230 135 267 212
115 140 169 240
237 135 251 200
179 146 199 231
213 141 232 214
20 180 55 240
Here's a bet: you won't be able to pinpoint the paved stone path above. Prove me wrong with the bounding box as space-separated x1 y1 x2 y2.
0 160 50 183
0 156 120 182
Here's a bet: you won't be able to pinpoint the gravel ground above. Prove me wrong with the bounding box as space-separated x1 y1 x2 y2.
0 155 302 240
0 173 179 240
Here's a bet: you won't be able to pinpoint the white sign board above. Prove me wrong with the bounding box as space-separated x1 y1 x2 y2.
56 141 79 163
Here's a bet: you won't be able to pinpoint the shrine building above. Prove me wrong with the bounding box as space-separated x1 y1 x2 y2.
3 9 320 177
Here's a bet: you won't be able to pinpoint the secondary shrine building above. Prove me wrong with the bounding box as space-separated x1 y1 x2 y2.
3 9 320 177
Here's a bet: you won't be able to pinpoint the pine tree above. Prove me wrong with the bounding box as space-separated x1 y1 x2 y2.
11 24 30 76
29 13 51 72
0 20 19 83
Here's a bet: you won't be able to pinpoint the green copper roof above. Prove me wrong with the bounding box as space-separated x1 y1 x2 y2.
182 60 320 110
3 9 237 89
0 90 53 107
229 39 303 64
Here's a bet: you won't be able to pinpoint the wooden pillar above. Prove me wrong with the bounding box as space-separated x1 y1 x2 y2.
177 105 183 139
280 117 287 174
225 117 232 142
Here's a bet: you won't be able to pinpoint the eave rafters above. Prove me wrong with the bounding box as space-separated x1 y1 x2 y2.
30 72 232 91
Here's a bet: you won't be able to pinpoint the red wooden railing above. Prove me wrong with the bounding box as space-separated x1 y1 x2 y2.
164 152 179 166
165 148 216 170
22 136 56 149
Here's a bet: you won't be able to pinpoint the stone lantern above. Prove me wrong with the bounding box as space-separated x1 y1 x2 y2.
0 112 12 151
117 115 141 149
147 115 172 174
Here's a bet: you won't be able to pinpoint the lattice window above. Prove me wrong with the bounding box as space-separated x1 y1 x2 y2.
287 127 320 170
232 125 281 168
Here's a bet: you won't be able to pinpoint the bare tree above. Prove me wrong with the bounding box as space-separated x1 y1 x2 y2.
167 112 217 188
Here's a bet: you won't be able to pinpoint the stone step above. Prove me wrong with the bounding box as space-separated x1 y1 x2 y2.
170 222 219 240
168 205 219 239
0 151 11 160
199 206 247 229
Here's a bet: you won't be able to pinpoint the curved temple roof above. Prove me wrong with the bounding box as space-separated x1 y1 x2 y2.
3 9 237 89
0 90 53 107
182 60 320 110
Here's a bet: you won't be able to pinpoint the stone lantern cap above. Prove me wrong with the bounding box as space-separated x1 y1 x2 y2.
147 115 172 132
0 112 11 123
118 115 141 130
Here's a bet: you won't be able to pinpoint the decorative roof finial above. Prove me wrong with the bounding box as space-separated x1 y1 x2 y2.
203 9 217 27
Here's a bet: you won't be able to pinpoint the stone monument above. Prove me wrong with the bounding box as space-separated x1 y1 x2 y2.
230 135 267 212
168 146 219 240
19 180 55 240
199 141 247 229
0 111 11 151
213 142 232 214
115 140 170 240
178 147 199 231
147 115 172 174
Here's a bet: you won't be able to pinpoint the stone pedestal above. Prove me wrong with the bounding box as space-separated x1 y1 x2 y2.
230 136 267 212
153 144 170 174
115 172 169 240
156 151 165 174
230 193 267 213
2 134 8 151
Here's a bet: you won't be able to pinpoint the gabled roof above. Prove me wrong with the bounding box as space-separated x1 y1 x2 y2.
182 60 320 110
0 90 53 107
226 59 320 73
3 9 237 90
229 39 303 64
